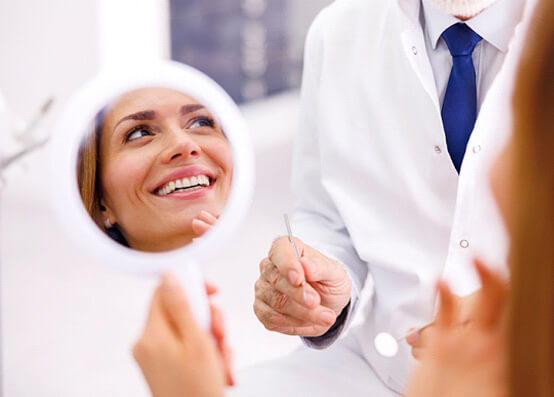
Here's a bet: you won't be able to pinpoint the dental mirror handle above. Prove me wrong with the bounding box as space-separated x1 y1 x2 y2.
174 263 210 331
397 320 435 342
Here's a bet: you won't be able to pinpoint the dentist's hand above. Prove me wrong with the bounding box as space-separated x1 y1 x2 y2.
133 275 233 397
254 237 351 337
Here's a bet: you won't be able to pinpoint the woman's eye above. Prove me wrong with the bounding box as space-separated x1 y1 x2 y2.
126 127 152 142
188 117 214 129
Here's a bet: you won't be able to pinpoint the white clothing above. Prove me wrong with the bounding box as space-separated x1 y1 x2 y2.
289 0 531 393
236 0 536 394
228 334 398 397
422 0 525 108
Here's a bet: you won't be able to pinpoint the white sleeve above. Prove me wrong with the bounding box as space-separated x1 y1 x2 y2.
290 9 368 348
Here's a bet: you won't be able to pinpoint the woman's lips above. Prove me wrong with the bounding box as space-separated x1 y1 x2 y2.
152 167 216 194
153 178 216 200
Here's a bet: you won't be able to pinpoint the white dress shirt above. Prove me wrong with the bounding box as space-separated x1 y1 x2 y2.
288 0 530 392
422 0 525 110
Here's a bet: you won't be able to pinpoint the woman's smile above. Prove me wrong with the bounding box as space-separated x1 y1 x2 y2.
82 86 234 252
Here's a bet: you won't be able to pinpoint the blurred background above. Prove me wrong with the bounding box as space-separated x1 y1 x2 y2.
0 1 345 396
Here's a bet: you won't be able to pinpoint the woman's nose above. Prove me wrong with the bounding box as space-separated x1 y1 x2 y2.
160 130 202 163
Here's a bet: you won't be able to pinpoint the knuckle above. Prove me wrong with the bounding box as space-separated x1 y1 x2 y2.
269 271 280 288
258 257 270 273
254 279 263 295
264 321 278 332
264 312 285 330
253 300 263 319
268 237 288 260
261 263 280 288
270 290 289 311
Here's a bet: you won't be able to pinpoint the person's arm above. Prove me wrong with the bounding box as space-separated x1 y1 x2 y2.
252 8 368 347
290 7 368 348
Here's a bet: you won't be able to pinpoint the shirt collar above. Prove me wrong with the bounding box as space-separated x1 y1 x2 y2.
421 0 526 53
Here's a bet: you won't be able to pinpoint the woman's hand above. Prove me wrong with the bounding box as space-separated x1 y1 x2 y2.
407 288 482 359
133 274 233 397
405 259 509 397
191 210 219 238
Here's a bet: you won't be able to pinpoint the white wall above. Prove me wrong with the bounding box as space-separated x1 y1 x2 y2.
0 2 337 395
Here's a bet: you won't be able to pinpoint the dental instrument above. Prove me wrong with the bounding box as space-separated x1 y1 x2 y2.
374 320 435 357
283 214 307 300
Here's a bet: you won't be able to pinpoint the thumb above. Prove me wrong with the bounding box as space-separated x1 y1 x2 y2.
159 273 200 338
301 247 343 283
269 236 306 287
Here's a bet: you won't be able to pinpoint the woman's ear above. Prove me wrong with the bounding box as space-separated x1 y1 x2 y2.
99 199 117 228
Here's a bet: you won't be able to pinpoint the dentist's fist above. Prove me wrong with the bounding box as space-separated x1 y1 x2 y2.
253 237 351 337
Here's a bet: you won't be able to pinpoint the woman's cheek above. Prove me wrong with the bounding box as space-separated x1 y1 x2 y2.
214 140 233 175
104 153 150 205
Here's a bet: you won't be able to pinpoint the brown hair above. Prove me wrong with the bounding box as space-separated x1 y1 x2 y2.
509 0 554 395
77 122 104 229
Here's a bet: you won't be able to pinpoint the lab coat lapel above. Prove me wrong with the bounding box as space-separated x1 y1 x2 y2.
396 0 441 114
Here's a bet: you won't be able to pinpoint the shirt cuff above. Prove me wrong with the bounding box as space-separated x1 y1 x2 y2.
301 300 351 350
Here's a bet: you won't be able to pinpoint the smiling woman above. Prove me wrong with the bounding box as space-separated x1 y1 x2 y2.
77 87 233 252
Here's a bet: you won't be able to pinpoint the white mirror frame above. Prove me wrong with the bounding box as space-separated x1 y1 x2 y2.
48 61 255 328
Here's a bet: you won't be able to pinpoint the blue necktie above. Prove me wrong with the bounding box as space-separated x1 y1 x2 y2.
441 23 482 173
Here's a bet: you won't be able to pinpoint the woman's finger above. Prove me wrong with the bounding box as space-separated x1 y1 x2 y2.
141 284 173 338
198 210 218 225
473 259 508 328
159 273 199 338
191 219 211 236
210 304 225 343
205 282 218 296
222 343 235 386
209 304 234 386
436 281 458 328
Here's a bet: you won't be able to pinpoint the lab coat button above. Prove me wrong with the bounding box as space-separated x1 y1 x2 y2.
472 145 482 153
412 46 418 55
434 145 442 154
460 239 469 248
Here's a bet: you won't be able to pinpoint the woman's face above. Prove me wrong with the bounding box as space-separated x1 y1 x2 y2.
98 87 233 252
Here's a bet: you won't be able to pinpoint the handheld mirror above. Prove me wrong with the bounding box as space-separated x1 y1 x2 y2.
48 61 254 329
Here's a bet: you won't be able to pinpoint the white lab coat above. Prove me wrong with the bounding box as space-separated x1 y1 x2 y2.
288 0 534 393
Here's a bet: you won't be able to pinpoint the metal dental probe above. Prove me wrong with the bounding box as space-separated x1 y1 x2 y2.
283 214 307 301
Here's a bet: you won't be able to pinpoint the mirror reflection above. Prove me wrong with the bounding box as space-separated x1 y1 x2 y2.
77 86 233 252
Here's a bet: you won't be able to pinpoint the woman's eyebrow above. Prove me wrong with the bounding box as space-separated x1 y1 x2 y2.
114 110 156 129
180 104 205 115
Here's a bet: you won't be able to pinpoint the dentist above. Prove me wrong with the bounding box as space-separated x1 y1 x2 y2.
238 0 531 395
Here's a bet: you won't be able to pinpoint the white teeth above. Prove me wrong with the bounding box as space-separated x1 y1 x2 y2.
156 174 212 196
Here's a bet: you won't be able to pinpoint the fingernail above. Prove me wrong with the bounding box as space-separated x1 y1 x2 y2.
288 270 298 285
319 311 335 326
